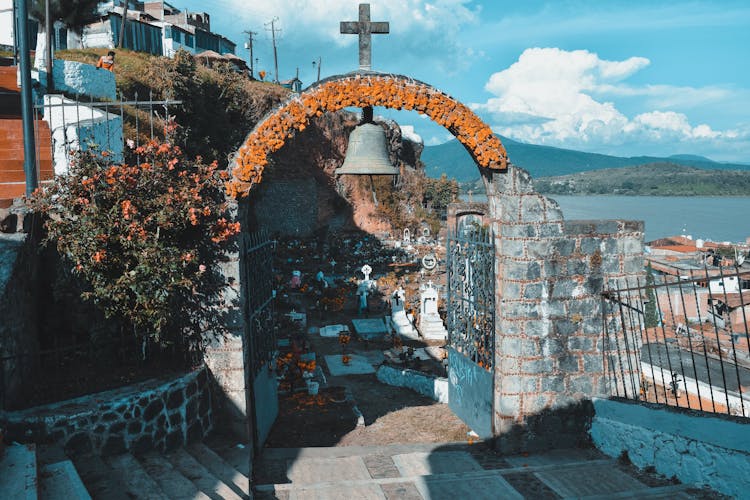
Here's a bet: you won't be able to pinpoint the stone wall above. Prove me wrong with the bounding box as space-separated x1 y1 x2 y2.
483 165 644 452
377 365 449 404
0 367 212 455
0 230 41 411
591 398 750 498
251 178 320 236
446 202 488 234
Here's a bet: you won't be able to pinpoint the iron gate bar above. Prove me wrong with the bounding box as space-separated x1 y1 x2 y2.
446 227 495 370
243 229 276 376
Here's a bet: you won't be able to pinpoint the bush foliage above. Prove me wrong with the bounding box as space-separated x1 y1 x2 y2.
31 136 240 348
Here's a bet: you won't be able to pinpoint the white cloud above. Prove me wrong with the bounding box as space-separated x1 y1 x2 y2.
400 125 423 144
475 48 749 159
213 0 479 74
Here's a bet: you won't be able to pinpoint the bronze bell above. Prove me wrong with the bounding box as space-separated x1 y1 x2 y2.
336 107 400 176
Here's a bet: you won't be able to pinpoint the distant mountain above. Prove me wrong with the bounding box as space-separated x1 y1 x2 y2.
422 136 750 182
532 163 750 196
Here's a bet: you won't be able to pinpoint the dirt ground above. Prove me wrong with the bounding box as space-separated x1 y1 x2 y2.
264 302 471 449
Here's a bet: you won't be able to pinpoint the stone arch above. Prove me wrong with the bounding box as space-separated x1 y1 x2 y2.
228 73 508 197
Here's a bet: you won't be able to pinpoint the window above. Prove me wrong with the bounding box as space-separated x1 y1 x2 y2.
185 33 194 47
164 26 172 39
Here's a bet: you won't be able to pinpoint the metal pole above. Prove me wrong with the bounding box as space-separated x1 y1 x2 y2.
45 0 52 91
17 0 38 196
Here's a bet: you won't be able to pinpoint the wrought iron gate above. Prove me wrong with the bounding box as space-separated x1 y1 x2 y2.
446 225 495 438
242 230 278 452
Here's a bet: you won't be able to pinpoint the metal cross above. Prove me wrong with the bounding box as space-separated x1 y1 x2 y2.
340 3 389 71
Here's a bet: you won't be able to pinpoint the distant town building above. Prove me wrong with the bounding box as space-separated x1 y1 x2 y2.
1 0 236 60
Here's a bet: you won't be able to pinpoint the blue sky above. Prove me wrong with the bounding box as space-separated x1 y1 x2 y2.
180 0 750 162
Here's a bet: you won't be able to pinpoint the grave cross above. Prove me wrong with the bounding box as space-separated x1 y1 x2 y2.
340 3 389 71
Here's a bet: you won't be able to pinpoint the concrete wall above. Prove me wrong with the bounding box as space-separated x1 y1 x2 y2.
0 367 213 455
591 398 750 498
377 365 449 404
42 94 123 174
484 165 644 452
0 1 13 48
40 60 117 100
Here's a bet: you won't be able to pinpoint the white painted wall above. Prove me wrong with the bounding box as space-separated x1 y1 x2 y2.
42 95 123 175
0 0 14 47
39 60 116 100
591 398 750 498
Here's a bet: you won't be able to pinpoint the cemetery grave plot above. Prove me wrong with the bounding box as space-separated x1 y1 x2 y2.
263 232 464 447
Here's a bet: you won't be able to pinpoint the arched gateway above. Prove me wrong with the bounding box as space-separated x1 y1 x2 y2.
211 29 644 455
227 73 508 197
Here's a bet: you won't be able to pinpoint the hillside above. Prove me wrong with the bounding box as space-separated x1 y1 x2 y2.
422 136 750 182
532 163 750 196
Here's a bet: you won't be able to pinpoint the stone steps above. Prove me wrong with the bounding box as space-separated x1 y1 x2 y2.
0 433 251 499
253 444 706 499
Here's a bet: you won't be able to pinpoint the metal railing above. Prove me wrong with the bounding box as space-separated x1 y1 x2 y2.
602 264 750 418
31 92 182 179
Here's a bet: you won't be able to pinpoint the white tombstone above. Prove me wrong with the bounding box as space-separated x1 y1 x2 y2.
418 281 447 340
389 286 418 340
403 228 411 244
361 264 372 282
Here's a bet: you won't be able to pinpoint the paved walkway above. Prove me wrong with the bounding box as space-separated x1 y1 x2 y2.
253 443 713 499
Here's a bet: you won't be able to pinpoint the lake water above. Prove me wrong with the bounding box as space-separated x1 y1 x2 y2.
460 195 750 243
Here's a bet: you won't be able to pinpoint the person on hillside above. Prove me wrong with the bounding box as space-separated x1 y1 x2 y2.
96 51 116 72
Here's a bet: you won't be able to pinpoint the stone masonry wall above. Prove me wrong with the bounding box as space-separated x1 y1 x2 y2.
0 367 212 455
483 165 644 452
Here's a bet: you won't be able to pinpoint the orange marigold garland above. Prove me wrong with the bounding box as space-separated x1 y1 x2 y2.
228 74 507 197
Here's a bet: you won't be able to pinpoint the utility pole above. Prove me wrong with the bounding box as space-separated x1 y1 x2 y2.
312 56 321 83
265 17 280 83
243 30 256 78
16 0 38 196
118 0 128 48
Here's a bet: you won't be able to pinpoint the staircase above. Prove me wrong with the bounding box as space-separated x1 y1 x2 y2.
0 433 252 499
252 443 706 499
0 66 54 208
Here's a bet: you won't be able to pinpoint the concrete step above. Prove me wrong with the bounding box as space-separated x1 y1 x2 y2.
187 442 250 499
139 451 211 500
202 432 252 477
71 454 132 500
104 453 169 500
0 442 38 500
38 460 91 500
167 448 243 500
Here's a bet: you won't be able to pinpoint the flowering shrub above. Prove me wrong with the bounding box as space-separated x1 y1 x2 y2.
31 139 240 348
229 74 508 197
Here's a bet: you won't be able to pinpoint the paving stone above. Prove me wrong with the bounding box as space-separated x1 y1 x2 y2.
505 448 604 468
534 463 648 498
289 484 386 499
71 454 131 500
391 451 482 477
414 474 523 500
286 456 371 485
0 443 37 500
503 472 560 499
324 354 376 376
362 455 401 479
380 481 424 500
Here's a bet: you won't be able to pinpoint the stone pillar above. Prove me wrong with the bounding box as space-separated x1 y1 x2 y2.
203 200 252 444
483 165 644 452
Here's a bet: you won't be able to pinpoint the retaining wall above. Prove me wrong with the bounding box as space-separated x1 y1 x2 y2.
0 366 213 455
377 365 449 404
591 397 750 498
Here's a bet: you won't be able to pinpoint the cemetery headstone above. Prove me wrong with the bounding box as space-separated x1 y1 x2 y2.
418 281 447 340
403 228 411 244
390 286 418 339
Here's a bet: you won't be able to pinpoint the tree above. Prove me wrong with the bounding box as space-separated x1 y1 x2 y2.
424 174 459 214
31 130 240 352
29 0 101 82
644 263 659 328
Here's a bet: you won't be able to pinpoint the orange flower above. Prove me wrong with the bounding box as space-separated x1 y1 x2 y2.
92 250 106 263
